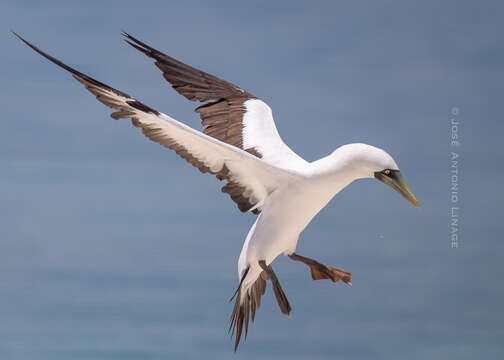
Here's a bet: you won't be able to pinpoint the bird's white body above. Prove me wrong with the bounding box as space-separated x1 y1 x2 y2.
238 177 343 296
237 141 398 299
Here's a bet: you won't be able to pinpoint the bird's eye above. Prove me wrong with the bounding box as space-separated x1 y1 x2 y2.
384 169 391 175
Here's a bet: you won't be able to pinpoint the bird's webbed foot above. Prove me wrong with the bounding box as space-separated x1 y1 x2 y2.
288 253 352 285
258 260 291 316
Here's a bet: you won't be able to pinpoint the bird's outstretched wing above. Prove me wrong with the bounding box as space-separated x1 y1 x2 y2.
14 32 299 214
122 32 308 172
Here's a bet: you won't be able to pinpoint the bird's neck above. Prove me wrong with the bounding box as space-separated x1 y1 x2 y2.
307 150 371 188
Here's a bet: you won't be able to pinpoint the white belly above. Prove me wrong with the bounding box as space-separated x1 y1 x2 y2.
238 178 344 276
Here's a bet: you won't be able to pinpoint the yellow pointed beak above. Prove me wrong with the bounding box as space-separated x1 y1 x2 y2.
374 170 420 209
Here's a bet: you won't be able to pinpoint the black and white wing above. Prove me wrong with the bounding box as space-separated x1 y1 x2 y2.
14 33 299 214
122 32 308 172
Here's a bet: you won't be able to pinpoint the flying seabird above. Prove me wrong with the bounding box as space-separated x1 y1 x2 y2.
14 32 420 351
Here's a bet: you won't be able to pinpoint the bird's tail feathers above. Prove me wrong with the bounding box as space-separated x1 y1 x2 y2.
229 268 267 352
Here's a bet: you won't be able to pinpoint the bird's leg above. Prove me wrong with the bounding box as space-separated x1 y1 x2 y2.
288 253 352 285
258 260 291 316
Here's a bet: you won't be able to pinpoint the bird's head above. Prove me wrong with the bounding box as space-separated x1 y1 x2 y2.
332 143 420 208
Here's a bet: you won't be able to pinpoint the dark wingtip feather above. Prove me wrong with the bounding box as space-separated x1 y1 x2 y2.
122 31 160 57
124 39 151 57
13 32 131 99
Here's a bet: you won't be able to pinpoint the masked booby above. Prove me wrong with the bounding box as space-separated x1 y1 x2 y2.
14 32 419 351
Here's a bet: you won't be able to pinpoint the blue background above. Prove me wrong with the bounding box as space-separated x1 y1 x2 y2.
1 1 502 359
